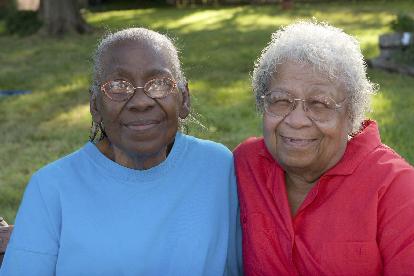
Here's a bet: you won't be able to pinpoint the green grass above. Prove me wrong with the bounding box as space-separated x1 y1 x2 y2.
1 1 414 223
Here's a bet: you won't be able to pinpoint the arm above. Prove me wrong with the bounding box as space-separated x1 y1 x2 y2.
225 163 243 276
0 175 60 276
378 169 414 275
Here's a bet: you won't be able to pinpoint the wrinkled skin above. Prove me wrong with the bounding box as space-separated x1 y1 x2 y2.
90 40 190 170
263 61 351 214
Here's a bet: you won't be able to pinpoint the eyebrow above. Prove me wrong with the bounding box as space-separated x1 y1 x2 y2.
144 68 173 79
306 85 337 97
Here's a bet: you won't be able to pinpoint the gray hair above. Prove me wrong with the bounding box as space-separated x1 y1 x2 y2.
91 27 186 96
252 20 377 133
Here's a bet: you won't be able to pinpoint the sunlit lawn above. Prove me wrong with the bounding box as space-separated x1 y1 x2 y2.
1 0 413 222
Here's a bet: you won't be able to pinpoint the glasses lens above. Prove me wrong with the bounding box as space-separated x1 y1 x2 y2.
264 92 293 117
306 95 337 122
102 80 134 101
144 78 175 99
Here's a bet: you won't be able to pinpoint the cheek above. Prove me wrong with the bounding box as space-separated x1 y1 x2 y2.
263 115 282 156
101 107 121 126
319 118 350 154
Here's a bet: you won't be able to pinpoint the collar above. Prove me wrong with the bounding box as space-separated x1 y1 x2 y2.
324 119 381 176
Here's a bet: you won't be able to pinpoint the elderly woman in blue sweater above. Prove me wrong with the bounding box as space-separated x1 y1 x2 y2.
0 28 241 276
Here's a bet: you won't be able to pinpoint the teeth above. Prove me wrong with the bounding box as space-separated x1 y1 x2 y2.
289 138 306 142
283 136 315 146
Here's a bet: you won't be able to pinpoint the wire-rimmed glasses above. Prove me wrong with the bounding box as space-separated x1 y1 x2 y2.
100 77 177 102
261 90 346 122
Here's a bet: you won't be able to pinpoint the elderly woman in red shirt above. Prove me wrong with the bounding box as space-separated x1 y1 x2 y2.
234 21 414 275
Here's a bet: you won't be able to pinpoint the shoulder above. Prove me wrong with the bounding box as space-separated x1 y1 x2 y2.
233 137 265 159
30 144 90 187
233 137 275 176
178 134 235 178
358 143 414 197
365 144 414 177
181 133 232 160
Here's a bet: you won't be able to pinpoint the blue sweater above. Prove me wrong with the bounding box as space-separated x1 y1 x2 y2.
1 133 242 276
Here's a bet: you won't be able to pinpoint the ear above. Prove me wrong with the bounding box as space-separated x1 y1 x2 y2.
90 89 103 123
179 82 190 119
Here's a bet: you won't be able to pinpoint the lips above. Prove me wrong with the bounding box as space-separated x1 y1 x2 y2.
280 135 318 147
124 119 161 131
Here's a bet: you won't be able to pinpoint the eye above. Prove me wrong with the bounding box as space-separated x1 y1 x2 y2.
266 92 292 105
147 78 174 91
307 96 335 110
107 80 132 93
308 99 328 108
143 78 176 100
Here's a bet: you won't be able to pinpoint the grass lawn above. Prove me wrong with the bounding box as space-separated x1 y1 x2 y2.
0 0 413 222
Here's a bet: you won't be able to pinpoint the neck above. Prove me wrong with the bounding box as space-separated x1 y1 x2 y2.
284 171 318 216
96 138 172 170
285 172 317 193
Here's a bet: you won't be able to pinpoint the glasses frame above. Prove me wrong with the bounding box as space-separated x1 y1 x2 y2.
100 77 177 102
260 91 347 122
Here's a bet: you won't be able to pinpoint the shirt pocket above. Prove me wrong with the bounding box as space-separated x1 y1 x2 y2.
321 241 382 275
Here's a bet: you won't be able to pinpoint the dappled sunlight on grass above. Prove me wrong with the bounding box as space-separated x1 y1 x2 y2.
368 69 414 162
233 14 292 31
40 104 90 130
167 9 237 31
87 8 157 24
370 93 394 125
371 93 392 114
1 1 413 222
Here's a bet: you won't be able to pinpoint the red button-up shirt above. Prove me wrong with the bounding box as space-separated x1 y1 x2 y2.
234 120 414 275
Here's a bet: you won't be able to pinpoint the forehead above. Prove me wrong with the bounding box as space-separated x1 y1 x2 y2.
100 39 172 77
271 61 346 98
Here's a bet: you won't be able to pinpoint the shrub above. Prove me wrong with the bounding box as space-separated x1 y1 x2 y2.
390 13 414 32
4 10 42 36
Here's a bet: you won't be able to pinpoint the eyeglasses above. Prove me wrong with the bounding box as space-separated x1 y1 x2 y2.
261 90 346 122
100 77 177 102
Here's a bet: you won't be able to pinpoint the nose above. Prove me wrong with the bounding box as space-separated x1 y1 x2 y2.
283 100 313 128
125 87 155 111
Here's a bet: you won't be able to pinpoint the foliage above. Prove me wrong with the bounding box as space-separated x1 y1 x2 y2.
0 0 15 20
0 1 413 223
4 10 42 36
390 13 414 32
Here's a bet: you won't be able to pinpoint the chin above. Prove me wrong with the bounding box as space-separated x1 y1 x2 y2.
276 154 315 170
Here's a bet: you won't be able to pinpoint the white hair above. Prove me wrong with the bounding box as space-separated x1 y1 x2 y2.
252 20 377 133
91 27 186 96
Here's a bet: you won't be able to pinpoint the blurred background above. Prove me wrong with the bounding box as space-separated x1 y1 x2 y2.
0 0 413 223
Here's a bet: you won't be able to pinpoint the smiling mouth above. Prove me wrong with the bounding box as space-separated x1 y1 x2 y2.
124 120 161 131
280 135 318 147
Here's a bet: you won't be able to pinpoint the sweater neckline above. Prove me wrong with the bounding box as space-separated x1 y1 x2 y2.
83 132 187 182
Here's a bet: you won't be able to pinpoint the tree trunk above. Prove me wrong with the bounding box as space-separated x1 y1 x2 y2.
281 0 293 10
39 0 92 36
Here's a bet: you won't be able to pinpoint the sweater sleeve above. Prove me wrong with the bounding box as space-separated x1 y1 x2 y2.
0 174 60 276
377 168 414 275
225 163 243 276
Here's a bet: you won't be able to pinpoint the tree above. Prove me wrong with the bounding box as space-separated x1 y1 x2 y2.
281 0 293 10
38 0 92 36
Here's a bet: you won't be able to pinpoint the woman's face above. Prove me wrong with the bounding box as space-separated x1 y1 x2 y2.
263 62 351 181
91 40 189 169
